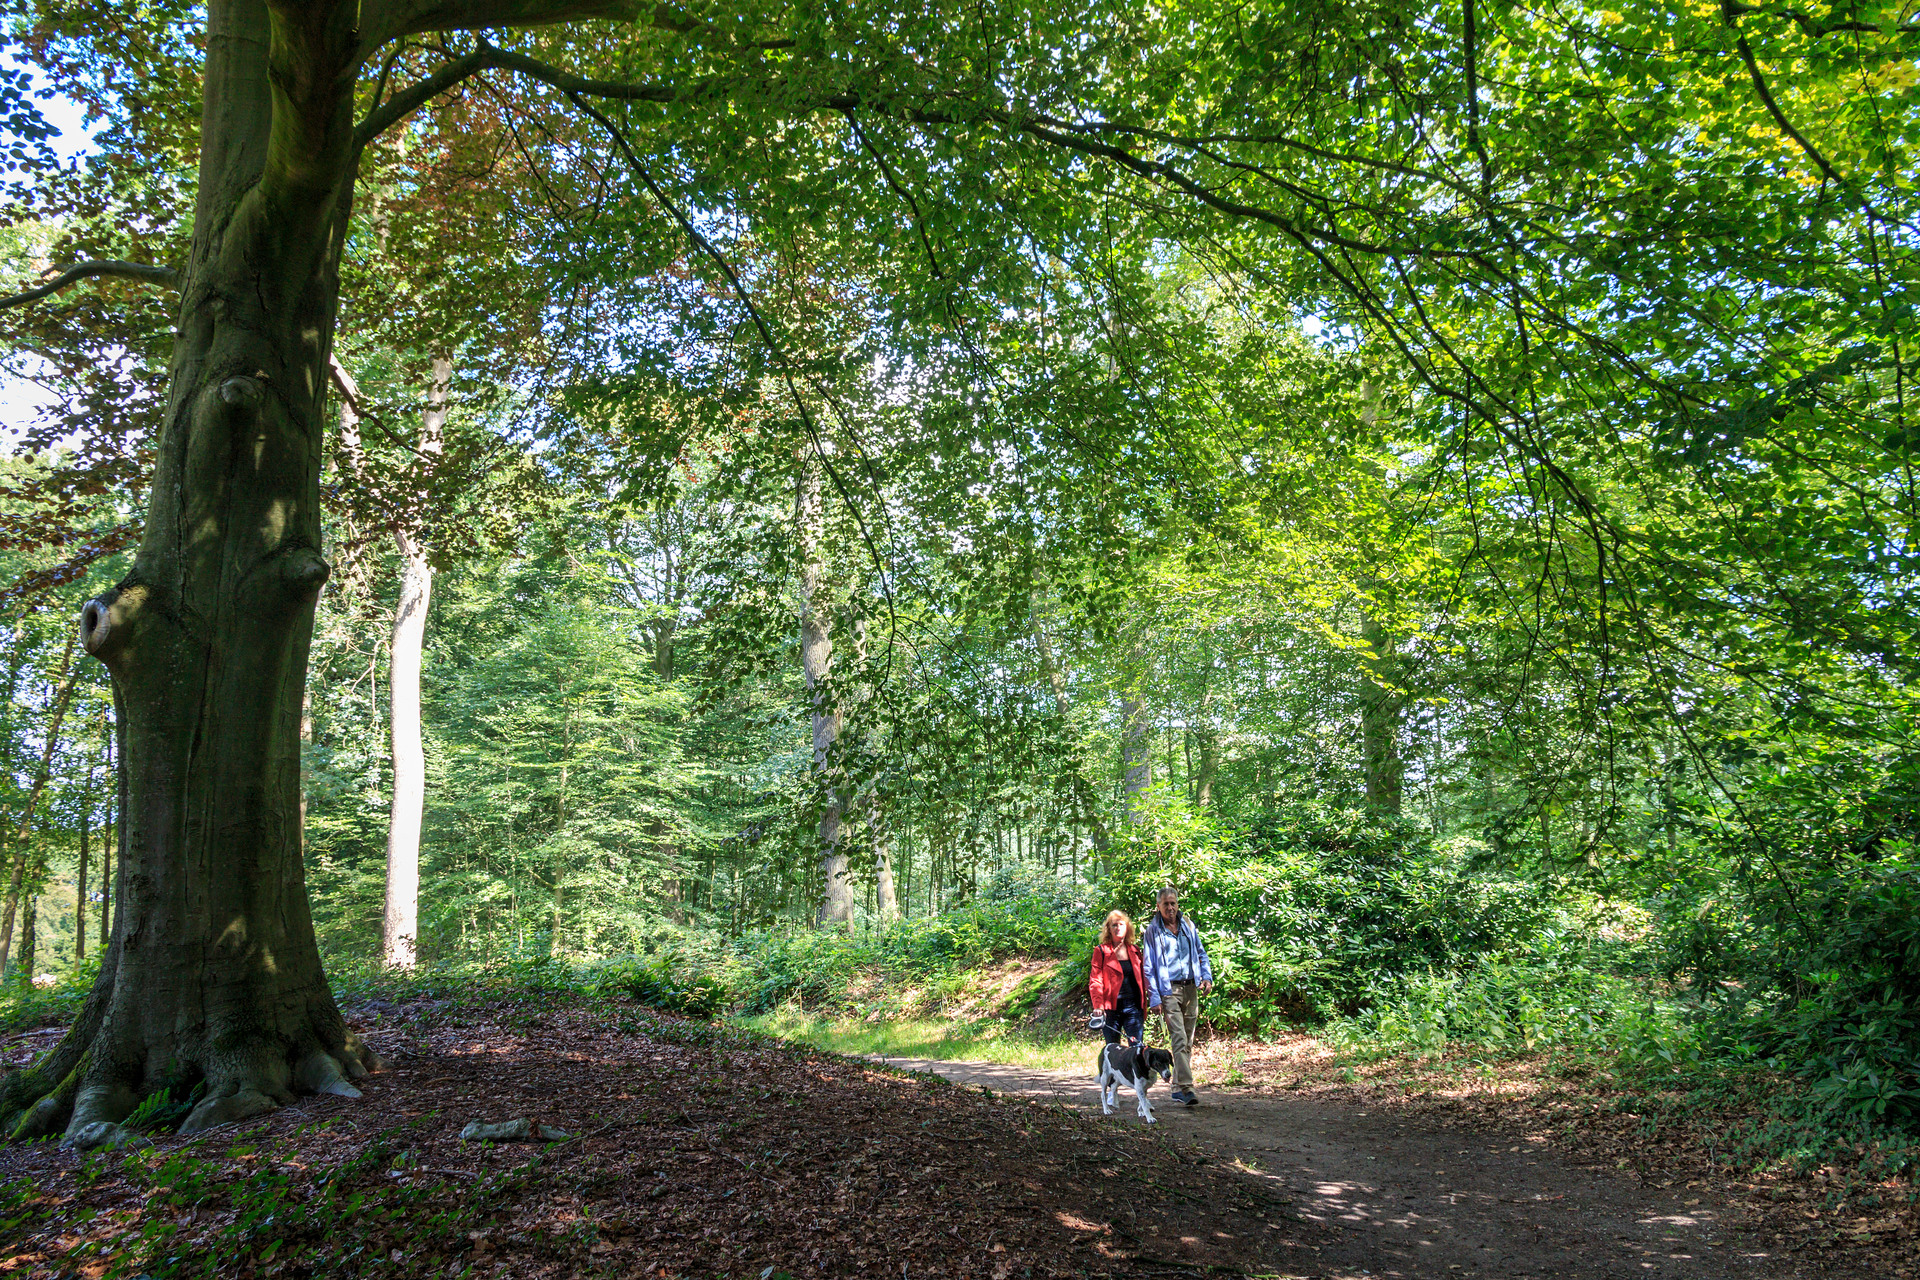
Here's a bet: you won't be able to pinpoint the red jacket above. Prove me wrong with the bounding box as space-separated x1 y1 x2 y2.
1088 942 1148 1011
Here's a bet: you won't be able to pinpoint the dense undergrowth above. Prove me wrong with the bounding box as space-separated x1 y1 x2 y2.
9 800 1920 1177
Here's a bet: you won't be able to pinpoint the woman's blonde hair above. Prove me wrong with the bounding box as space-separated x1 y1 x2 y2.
1102 909 1136 949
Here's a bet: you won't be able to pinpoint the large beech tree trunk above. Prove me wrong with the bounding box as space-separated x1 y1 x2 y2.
2 0 389 1146
382 356 448 969
0 0 634 1148
1 0 381 1146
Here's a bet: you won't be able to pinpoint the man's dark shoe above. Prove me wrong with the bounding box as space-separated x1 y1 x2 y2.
1173 1088 1198 1105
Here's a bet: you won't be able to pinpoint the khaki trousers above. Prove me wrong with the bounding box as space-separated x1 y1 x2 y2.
1160 980 1199 1090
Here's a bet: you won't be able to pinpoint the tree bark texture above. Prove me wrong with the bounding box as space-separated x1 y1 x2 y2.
1359 613 1405 816
0 631 81 974
382 355 448 969
2 0 377 1145
797 452 850 927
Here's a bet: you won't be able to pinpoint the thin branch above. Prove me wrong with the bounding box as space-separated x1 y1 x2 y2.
563 91 903 653
0 261 179 311
1723 0 1920 37
1729 24 1914 234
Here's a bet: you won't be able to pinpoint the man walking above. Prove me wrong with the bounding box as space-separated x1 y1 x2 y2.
1143 885 1212 1106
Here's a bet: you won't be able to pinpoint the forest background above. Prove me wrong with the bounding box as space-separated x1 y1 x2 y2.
0 0 1917 1165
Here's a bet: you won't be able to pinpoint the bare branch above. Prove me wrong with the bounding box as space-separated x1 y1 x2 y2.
0 261 179 312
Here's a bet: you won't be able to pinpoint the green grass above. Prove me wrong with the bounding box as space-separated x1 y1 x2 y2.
735 1008 1091 1071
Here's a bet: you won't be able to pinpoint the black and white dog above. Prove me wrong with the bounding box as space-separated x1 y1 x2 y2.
1096 1041 1175 1123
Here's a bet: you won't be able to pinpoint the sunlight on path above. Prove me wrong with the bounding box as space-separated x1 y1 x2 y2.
875 1056 1812 1280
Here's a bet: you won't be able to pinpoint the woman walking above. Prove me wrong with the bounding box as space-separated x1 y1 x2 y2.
1088 909 1148 1048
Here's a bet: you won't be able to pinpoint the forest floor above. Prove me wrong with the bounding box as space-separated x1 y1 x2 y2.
1 989 1321 1279
876 1038 1918 1280
3 989 1915 1279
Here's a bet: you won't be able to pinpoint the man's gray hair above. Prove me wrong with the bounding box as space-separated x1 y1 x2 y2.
1156 885 1180 902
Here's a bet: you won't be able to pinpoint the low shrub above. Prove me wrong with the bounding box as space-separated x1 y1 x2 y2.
0 956 99 1035
1103 801 1560 1033
874 865 1099 969
730 928 871 1015
1649 753 1920 1130
587 952 730 1019
728 866 1099 1015
1325 948 1699 1065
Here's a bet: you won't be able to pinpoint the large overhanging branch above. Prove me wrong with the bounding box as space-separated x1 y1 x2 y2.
354 41 692 147
0 261 179 312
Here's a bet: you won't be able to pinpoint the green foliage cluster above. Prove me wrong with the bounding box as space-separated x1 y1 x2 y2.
1103 803 1558 1034
1645 750 1920 1128
1313 750 1920 1136
1325 949 1697 1067
17 1122 548 1279
589 951 732 1019
0 953 97 1033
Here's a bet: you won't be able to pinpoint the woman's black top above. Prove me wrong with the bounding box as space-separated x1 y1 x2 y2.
1117 955 1142 1011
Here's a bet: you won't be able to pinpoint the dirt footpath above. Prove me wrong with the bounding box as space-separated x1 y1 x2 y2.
878 1056 1839 1280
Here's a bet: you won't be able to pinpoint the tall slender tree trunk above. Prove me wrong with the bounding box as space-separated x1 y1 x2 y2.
873 802 900 921
1359 612 1404 816
380 355 447 969
1120 646 1152 826
845 615 897 922
798 449 851 927
75 788 89 964
1030 604 1111 854
0 632 81 973
16 895 35 984
1194 728 1219 809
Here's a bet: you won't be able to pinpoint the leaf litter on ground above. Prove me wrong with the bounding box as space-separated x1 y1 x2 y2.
0 992 1320 1279
1199 1031 1920 1278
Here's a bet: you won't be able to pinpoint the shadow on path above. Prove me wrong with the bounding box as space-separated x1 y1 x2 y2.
876 1056 1817 1280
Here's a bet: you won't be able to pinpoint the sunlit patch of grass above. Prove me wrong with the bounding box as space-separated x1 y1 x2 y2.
735 1008 1092 1071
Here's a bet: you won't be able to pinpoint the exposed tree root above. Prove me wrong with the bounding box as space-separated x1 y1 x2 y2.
3 941 382 1149
2 945 116 1140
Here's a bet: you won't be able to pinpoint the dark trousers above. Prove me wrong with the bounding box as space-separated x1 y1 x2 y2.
1102 1005 1144 1047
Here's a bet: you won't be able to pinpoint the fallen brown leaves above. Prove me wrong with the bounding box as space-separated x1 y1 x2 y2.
0 995 1318 1279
